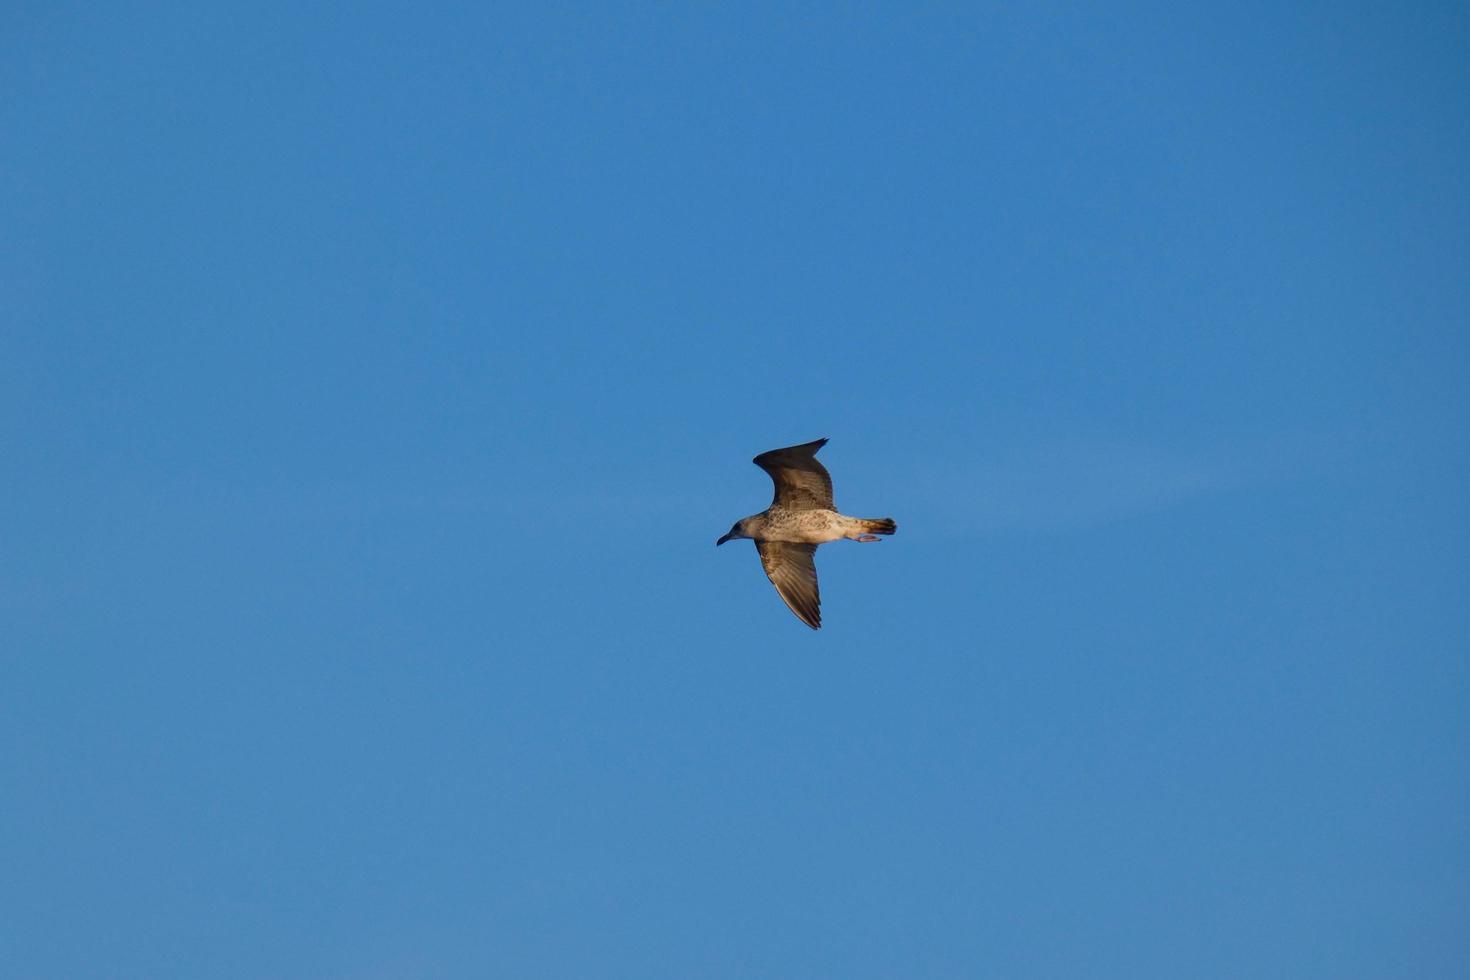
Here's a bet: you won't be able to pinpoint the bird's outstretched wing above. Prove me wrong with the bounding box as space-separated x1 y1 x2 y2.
753 438 834 511
755 540 821 630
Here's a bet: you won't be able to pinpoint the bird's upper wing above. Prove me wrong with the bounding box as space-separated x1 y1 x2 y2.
755 540 822 630
753 438 834 511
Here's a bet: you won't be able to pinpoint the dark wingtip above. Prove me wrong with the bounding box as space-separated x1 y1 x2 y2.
752 436 829 465
797 437 829 457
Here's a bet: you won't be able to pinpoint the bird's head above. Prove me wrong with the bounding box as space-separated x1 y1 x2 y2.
716 518 751 546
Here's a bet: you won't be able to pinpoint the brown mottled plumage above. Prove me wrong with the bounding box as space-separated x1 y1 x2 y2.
717 438 897 630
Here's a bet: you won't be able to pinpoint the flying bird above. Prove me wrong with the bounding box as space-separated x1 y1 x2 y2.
717 438 897 630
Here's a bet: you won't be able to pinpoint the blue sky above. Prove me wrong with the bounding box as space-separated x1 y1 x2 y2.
3 3 1467 977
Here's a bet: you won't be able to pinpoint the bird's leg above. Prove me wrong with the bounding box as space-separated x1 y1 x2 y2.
853 534 881 543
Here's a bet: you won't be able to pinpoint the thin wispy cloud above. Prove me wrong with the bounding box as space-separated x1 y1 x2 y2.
898 434 1324 535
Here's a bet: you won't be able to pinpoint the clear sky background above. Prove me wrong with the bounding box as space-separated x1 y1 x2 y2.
4 3 1467 978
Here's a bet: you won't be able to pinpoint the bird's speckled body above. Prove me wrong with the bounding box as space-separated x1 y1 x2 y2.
734 508 877 545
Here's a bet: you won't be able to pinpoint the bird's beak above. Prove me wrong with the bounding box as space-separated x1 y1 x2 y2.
716 533 733 546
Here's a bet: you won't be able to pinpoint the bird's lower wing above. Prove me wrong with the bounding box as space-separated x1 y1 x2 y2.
755 540 821 630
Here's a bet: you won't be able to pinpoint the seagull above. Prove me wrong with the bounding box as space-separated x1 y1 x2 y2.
717 438 897 630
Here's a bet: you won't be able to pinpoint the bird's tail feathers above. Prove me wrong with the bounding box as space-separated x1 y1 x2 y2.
860 518 897 535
